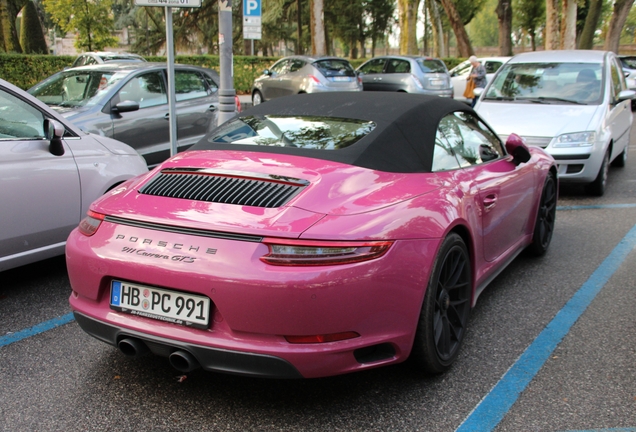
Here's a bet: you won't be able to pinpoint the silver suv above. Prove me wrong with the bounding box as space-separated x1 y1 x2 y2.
356 55 453 97
251 56 362 105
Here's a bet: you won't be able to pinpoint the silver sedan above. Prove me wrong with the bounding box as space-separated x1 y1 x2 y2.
0 78 148 272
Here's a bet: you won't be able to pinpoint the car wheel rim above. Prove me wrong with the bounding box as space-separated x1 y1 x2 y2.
253 93 261 105
433 246 471 361
537 177 557 249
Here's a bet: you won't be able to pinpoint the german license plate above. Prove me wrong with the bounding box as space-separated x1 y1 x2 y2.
110 280 210 329
429 79 443 86
331 76 351 82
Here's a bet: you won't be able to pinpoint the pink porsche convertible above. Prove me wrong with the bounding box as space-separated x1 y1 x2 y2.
67 92 557 378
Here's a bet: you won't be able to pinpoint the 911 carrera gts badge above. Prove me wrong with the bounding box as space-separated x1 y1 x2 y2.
115 234 218 263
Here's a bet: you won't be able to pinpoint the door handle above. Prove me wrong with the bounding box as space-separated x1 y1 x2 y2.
208 105 217 112
163 113 170 120
483 194 497 210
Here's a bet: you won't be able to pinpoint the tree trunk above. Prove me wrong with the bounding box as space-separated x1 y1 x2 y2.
398 0 420 55
428 0 445 58
604 0 635 53
439 0 473 57
560 0 576 49
578 0 603 49
496 0 513 56
530 28 536 51
310 0 326 56
0 0 25 53
296 0 302 54
545 0 559 50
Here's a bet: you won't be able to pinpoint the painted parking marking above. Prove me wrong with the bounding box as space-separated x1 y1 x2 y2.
0 312 74 348
559 429 636 432
557 203 636 211
456 223 636 432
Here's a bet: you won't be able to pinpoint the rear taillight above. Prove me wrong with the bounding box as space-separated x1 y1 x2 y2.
260 238 392 266
285 332 360 344
309 75 323 85
412 74 424 89
234 95 242 112
78 210 104 236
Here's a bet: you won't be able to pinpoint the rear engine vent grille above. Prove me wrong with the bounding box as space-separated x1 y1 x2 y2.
139 169 308 208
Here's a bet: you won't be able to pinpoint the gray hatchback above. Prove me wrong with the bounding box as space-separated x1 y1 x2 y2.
29 62 230 166
251 55 362 105
356 55 453 97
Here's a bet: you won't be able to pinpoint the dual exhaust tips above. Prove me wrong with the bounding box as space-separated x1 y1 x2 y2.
117 337 200 373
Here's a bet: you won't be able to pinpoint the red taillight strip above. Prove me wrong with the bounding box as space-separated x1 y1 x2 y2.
78 210 105 236
285 331 360 344
260 238 393 266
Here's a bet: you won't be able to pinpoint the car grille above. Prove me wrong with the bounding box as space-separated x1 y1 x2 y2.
139 168 308 208
499 135 552 148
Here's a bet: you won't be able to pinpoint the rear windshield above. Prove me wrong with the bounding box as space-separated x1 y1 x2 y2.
313 59 356 77
417 59 447 73
208 115 375 150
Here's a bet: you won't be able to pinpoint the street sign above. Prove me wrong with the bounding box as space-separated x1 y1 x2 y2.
243 0 261 40
135 0 202 7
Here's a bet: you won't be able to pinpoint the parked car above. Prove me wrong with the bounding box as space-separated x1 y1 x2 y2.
619 55 636 107
0 78 147 272
67 92 557 379
29 62 239 167
475 50 634 196
356 55 453 97
251 55 361 105
71 51 146 68
450 56 511 103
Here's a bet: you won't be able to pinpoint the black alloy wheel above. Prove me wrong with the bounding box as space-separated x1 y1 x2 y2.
528 174 557 256
410 233 472 374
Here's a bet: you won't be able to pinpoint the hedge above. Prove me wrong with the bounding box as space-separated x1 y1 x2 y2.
0 54 465 93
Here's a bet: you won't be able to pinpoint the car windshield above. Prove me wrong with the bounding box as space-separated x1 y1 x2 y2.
29 70 130 108
208 115 375 150
417 59 447 73
484 62 603 105
313 59 356 77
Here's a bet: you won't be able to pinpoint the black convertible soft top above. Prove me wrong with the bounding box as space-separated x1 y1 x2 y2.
190 92 476 173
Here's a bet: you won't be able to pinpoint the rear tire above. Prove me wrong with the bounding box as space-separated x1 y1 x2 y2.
410 233 471 374
527 174 557 256
586 149 609 196
252 90 263 106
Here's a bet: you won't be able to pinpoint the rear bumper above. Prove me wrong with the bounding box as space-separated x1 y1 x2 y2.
73 311 303 378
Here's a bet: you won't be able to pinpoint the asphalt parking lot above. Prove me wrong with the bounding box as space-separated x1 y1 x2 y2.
1 115 635 432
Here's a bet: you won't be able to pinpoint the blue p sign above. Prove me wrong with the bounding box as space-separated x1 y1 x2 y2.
244 0 261 16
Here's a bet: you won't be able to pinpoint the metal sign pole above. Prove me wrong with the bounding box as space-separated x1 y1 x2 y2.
218 0 236 126
165 6 178 157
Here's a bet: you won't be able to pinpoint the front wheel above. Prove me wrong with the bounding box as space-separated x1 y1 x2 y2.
252 90 263 106
586 149 610 196
410 233 472 374
527 174 557 256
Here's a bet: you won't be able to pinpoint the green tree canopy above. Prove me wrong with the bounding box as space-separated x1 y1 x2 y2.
43 0 118 51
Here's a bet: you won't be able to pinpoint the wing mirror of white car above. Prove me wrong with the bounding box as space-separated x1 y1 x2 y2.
113 100 140 113
472 87 484 98
626 78 636 90
44 118 65 156
505 133 531 165
618 89 636 101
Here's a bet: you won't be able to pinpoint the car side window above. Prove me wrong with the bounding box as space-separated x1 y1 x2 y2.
438 112 504 167
118 72 167 108
0 88 45 139
485 61 502 74
270 60 289 75
610 59 624 102
386 59 410 74
203 74 218 93
359 58 386 74
432 129 461 172
175 70 210 101
289 60 306 73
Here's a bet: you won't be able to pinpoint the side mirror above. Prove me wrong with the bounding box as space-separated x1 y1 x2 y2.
113 100 140 113
505 133 531 165
263 69 272 76
44 118 65 156
618 89 636 101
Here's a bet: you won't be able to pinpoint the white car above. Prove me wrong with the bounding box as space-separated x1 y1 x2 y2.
450 56 511 103
0 78 148 271
475 50 634 196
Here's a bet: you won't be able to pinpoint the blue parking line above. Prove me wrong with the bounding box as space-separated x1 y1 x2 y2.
557 203 636 211
456 223 636 432
0 313 75 348
560 429 636 432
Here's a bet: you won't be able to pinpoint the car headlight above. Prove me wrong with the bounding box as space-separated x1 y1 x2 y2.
552 131 596 148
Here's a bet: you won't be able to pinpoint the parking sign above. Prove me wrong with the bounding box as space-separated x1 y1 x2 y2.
243 0 261 40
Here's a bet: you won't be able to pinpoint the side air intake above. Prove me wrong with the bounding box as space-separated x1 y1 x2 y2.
139 169 308 208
